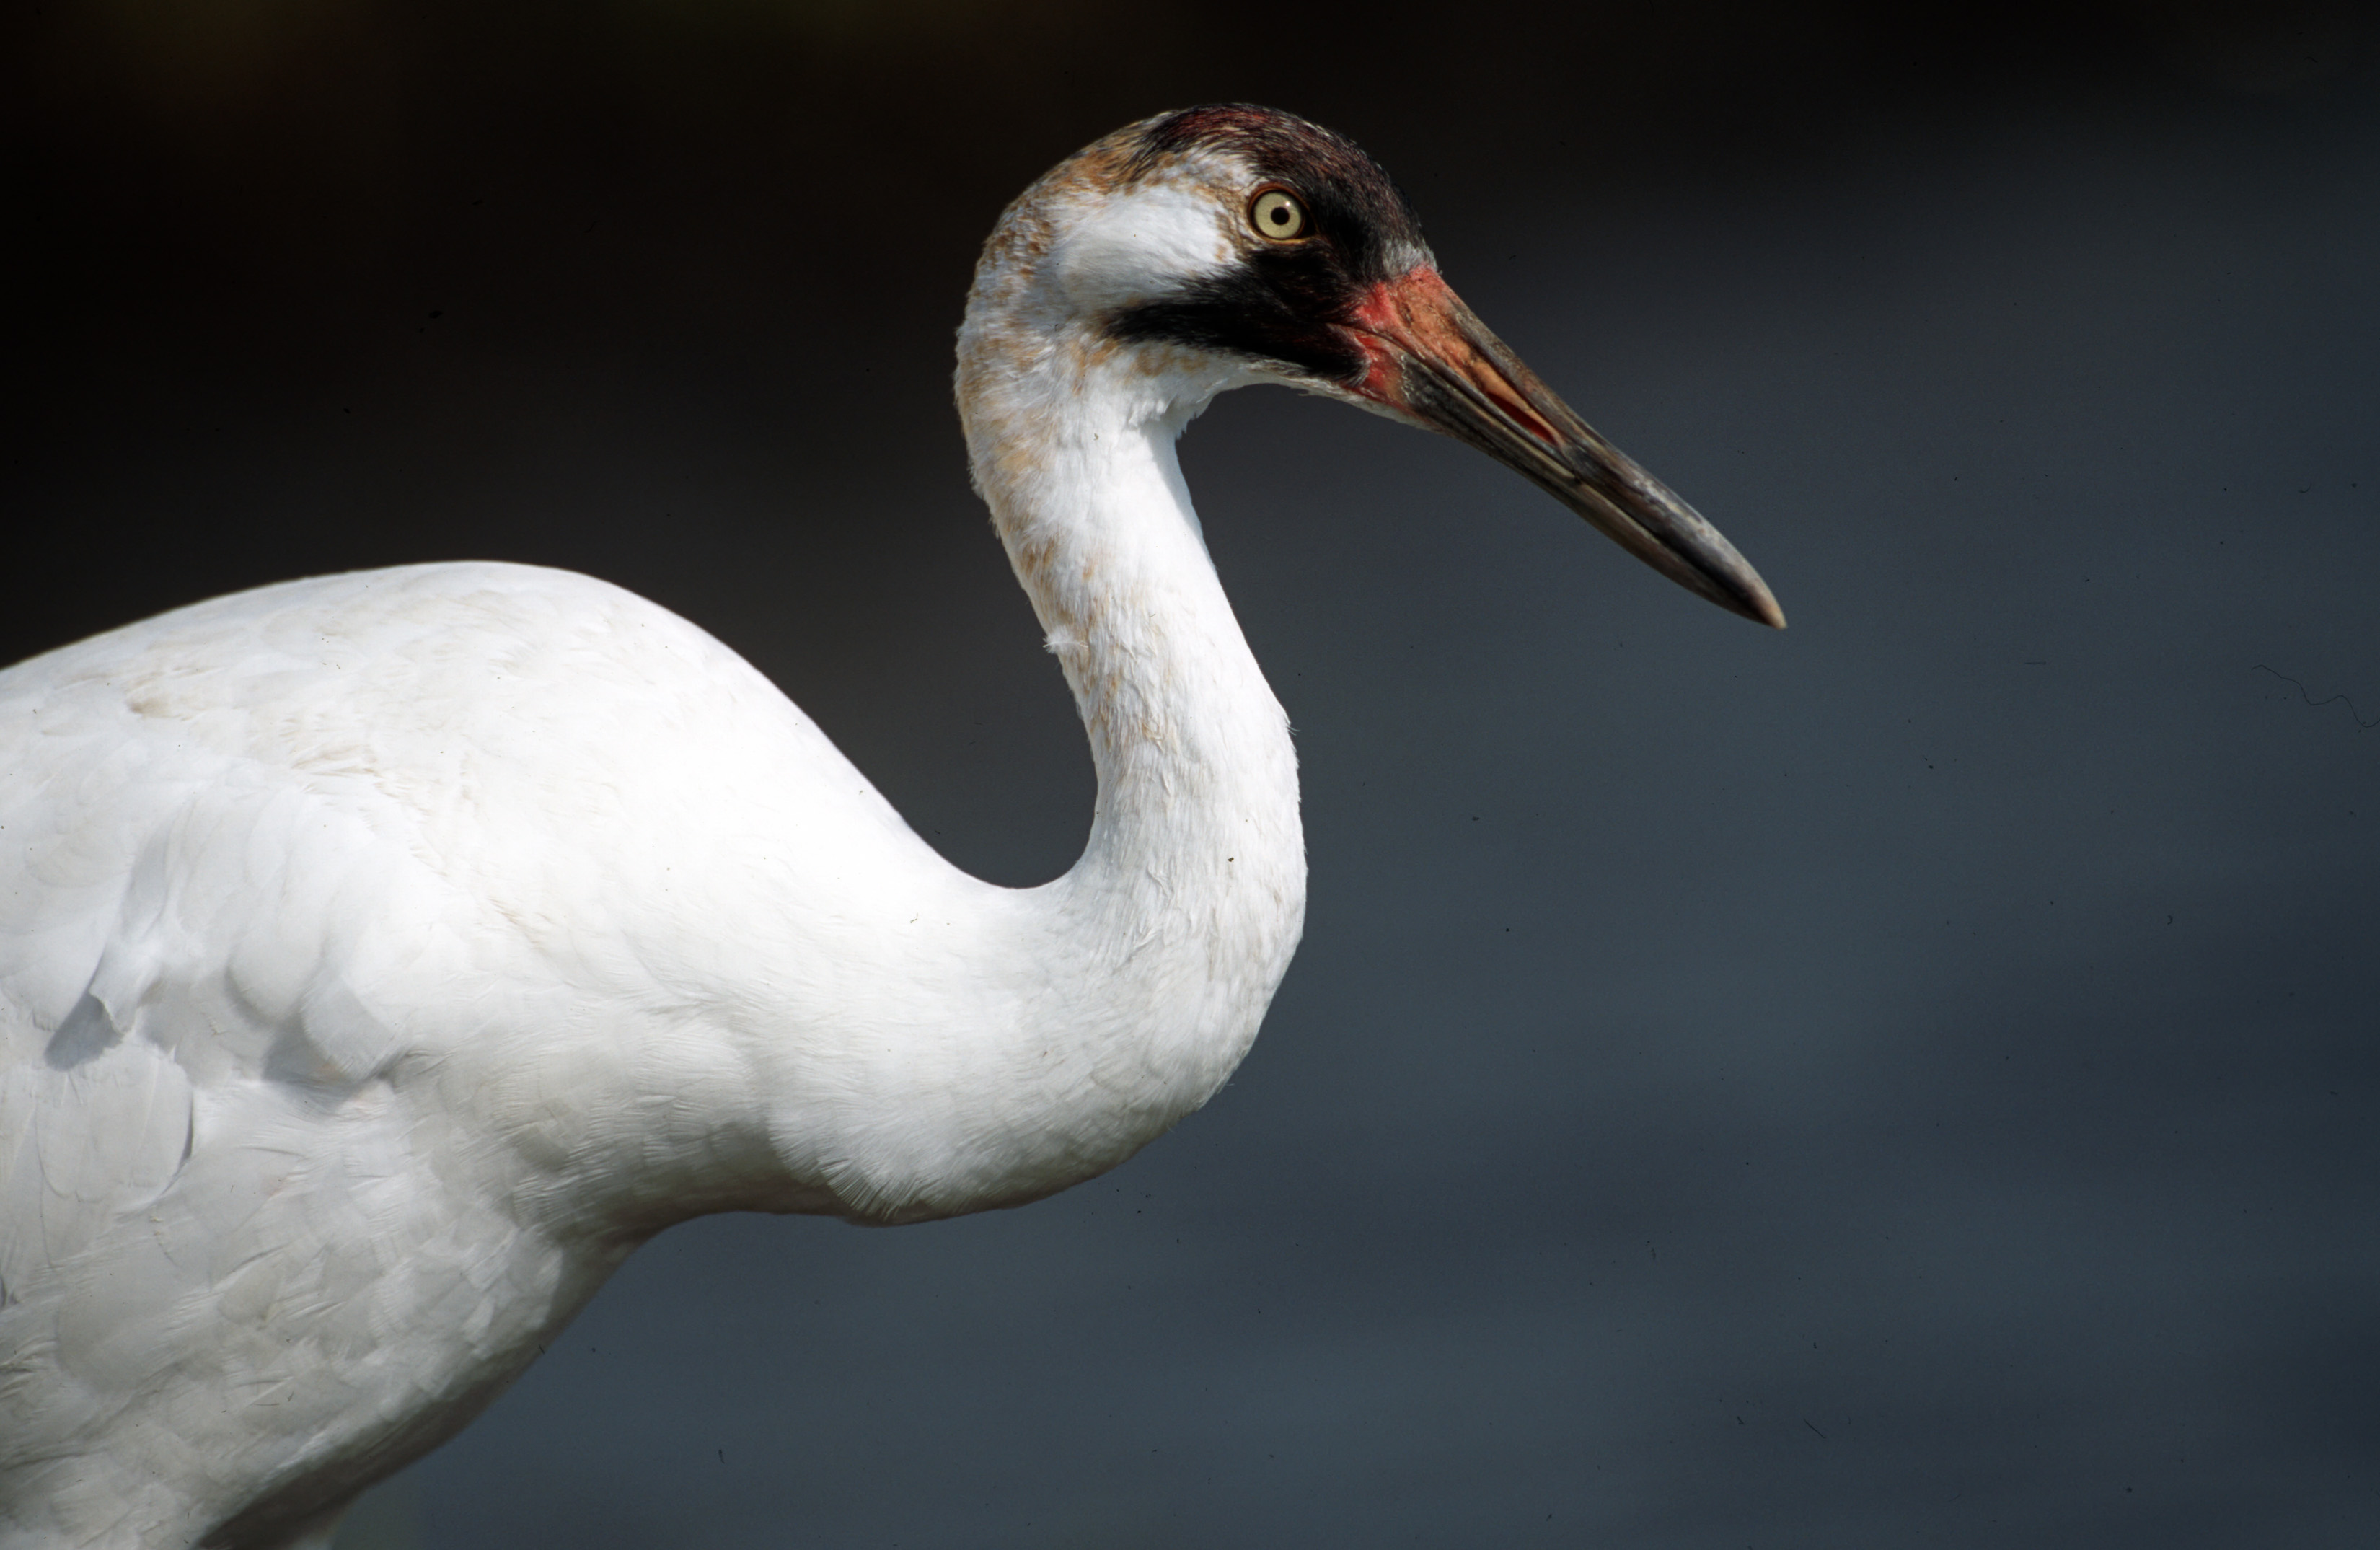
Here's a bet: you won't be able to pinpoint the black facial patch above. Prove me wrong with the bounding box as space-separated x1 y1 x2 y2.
1106 105 1432 384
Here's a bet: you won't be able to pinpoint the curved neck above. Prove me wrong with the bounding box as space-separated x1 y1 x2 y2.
967 317 1306 947
961 348 1301 903
454 333 1305 1251
813 315 1305 1216
498 312 1307 1238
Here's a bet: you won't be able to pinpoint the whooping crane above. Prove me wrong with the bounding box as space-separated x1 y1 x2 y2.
0 105 1781 1547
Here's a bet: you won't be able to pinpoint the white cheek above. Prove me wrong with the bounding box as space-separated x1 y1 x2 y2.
1048 184 1235 313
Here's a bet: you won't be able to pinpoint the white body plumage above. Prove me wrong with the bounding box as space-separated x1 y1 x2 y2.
0 517 1299 1536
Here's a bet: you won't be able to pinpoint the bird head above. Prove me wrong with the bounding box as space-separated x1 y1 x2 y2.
961 105 1783 628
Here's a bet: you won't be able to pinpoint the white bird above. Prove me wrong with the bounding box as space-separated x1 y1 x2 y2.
0 106 1780 1547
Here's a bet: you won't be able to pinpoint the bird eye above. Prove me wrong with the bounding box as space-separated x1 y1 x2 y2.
1248 188 1308 241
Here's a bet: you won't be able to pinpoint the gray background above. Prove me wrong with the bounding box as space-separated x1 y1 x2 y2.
9 3 2376 1544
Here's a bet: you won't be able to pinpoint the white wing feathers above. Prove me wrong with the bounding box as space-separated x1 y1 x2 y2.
2 1036 192 1295
0 563 811 1537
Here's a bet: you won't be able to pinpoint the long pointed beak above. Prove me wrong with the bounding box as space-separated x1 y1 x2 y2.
1340 268 1784 629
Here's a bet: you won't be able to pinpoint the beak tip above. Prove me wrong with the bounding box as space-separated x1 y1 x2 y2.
1708 566 1785 630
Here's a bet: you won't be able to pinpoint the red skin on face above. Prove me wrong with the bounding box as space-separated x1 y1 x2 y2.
1343 268 1561 446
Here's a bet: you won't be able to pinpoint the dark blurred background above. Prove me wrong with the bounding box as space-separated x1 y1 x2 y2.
10 2 2379 1545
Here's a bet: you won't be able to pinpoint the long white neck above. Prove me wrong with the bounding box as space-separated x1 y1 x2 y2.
853 300 1306 1217
961 338 1303 935
503 216 1305 1236
645 281 1308 1230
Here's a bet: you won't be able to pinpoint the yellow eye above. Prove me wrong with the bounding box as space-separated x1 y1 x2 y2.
1249 188 1308 241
